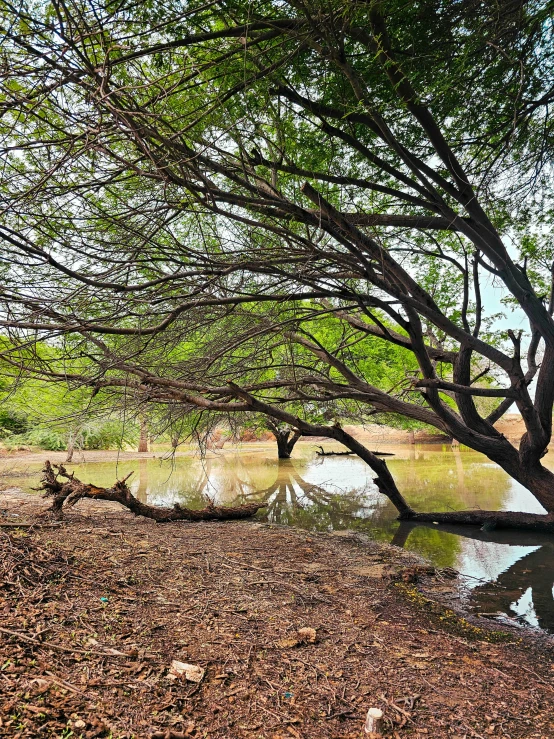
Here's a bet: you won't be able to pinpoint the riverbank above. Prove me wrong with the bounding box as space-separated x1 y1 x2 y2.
1 492 553 738
0 413 533 466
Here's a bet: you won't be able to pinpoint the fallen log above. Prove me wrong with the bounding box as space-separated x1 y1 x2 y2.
315 445 394 457
399 509 554 534
40 461 264 523
393 520 554 547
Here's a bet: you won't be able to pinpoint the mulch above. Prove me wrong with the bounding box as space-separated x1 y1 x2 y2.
1 496 554 739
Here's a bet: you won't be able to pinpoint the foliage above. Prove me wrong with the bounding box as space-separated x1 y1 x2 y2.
0 408 30 439
1 0 554 515
5 420 134 452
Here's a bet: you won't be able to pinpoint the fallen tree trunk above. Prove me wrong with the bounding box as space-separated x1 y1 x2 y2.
315 445 394 457
315 446 355 456
392 520 554 547
400 509 554 533
40 462 264 522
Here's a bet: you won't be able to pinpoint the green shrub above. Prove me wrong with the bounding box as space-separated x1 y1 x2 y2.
4 419 138 451
81 422 132 450
10 428 67 451
0 408 30 437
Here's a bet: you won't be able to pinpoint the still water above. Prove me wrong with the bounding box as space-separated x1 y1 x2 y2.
3 442 554 633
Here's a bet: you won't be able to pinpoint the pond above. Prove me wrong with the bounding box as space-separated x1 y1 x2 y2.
2 442 554 634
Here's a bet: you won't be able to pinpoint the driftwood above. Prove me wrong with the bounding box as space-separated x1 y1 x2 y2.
40 461 264 523
315 445 394 457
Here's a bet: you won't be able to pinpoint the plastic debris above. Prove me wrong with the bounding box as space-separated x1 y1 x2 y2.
167 660 205 683
364 707 384 736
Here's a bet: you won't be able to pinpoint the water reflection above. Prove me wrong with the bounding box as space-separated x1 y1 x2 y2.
232 459 377 530
393 521 554 631
471 545 554 630
2 443 554 632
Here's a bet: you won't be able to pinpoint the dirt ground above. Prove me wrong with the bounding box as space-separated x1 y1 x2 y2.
1 491 554 739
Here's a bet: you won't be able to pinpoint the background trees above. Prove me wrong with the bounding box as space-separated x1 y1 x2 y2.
1 0 554 523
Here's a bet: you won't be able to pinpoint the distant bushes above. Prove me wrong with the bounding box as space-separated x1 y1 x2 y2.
4 420 136 451
0 408 30 439
18 428 67 451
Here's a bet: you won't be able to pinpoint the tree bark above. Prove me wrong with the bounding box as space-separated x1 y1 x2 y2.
65 427 82 463
40 462 263 522
138 417 148 453
65 434 76 463
401 509 554 533
274 428 301 459
515 463 554 512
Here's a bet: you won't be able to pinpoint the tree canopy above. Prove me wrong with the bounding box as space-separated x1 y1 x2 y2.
2 0 554 524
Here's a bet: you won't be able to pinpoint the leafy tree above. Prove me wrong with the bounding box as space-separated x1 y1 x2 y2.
1 0 554 528
0 375 137 455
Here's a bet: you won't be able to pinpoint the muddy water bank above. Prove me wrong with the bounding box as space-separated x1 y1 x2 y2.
3 442 554 633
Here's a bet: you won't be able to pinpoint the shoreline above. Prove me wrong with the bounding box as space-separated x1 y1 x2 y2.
0 412 537 468
1 492 553 738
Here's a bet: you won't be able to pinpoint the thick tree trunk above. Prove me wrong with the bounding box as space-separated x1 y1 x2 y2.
274 429 301 459
402 509 554 532
516 463 554 512
40 462 263 522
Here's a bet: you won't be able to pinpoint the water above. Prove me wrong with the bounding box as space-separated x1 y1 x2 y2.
2 442 554 633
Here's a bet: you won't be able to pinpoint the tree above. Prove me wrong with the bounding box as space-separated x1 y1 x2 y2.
263 419 301 460
138 416 149 454
0 369 136 458
2 0 554 527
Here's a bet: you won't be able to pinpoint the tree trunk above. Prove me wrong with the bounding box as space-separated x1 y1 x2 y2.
40 461 263 522
274 429 301 459
65 433 76 463
65 427 82 463
402 509 554 532
517 463 554 513
138 417 148 453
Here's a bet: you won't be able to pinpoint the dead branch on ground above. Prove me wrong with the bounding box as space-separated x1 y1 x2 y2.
39 462 264 523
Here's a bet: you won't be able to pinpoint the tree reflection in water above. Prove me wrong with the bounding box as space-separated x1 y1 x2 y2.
233 459 376 531
393 522 554 632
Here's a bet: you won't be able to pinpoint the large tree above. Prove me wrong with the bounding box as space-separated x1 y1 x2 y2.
2 0 554 527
